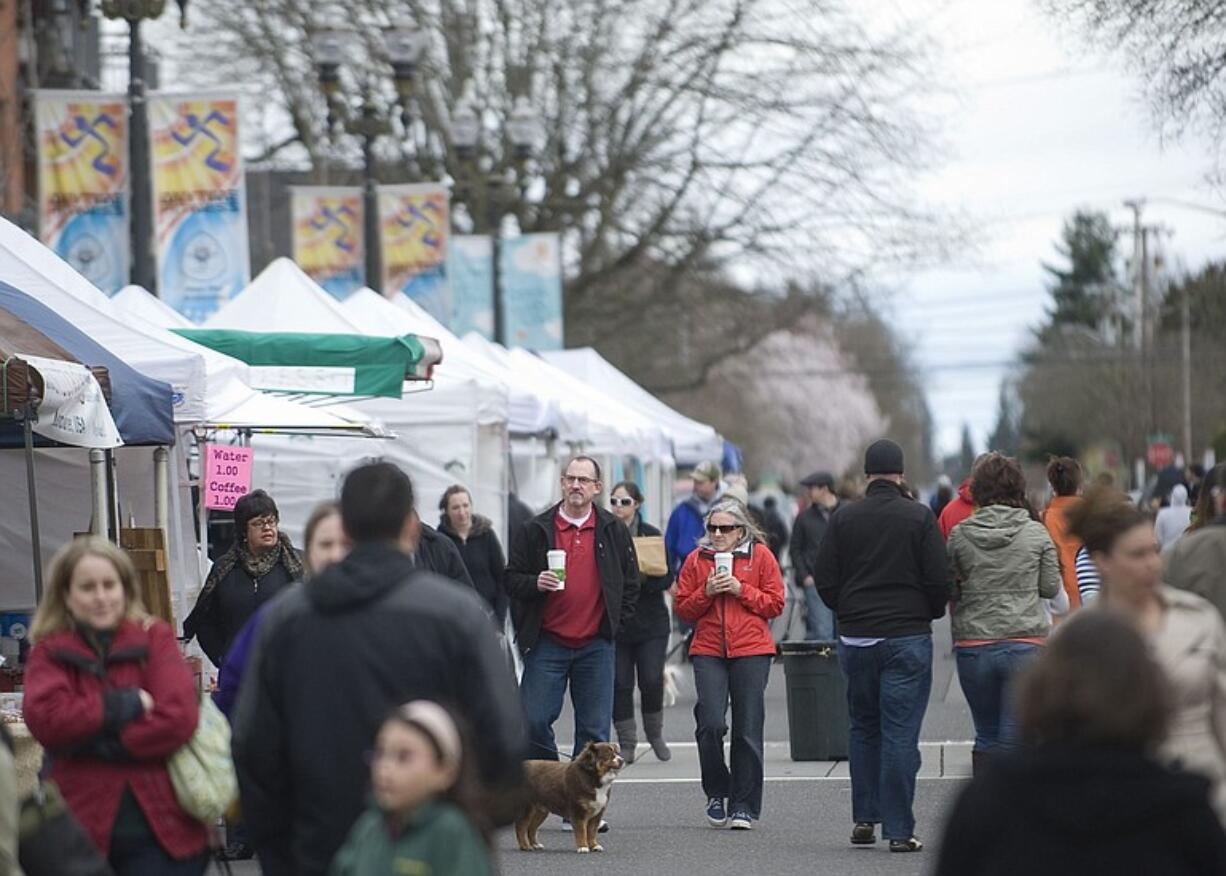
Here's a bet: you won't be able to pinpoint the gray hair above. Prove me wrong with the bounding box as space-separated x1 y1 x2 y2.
699 497 767 549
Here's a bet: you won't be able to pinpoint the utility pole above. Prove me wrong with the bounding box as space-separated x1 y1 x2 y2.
1182 280 1193 465
1124 199 1145 352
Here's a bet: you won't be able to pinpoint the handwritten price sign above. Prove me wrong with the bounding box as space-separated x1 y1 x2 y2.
204 444 254 510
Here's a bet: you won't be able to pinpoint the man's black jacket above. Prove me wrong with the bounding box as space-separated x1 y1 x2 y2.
814 479 949 637
232 542 526 876
505 503 640 651
789 502 834 585
417 522 476 589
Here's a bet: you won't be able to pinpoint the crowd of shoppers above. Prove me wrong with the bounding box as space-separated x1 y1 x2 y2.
17 438 1226 873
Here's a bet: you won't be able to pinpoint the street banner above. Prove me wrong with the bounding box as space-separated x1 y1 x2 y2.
377 182 450 325
449 234 494 338
501 232 563 350
35 91 129 294
290 186 364 299
148 91 250 322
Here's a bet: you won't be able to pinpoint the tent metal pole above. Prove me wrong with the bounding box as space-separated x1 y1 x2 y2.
24 407 43 604
154 446 170 536
90 449 108 537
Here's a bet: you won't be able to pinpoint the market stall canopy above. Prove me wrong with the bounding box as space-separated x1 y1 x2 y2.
0 218 207 423
204 258 368 334
0 306 120 448
114 285 194 329
461 331 569 438
505 347 671 461
0 280 174 445
344 290 508 425
541 348 724 466
113 286 383 436
175 329 436 399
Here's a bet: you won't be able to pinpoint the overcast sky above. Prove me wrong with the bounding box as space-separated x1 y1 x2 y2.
882 0 1226 459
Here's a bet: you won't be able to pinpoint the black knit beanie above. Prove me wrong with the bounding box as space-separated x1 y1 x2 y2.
864 439 905 476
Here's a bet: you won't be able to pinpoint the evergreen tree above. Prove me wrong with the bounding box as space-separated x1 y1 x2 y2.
959 424 977 478
988 383 1021 457
1040 210 1120 337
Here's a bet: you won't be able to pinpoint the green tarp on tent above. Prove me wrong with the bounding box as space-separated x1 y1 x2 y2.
175 329 439 399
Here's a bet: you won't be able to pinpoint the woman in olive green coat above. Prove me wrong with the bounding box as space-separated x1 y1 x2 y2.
948 453 1061 769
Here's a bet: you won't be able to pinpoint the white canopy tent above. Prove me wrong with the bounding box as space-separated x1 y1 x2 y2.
343 289 510 542
459 332 674 521
0 223 384 624
114 285 194 329
541 348 724 465
206 261 511 544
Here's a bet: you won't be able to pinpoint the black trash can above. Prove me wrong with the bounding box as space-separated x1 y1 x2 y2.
780 640 849 761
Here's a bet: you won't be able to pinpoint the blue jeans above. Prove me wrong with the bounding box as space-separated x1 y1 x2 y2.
520 635 616 760
955 641 1040 754
692 655 773 819
802 584 836 641
837 634 932 841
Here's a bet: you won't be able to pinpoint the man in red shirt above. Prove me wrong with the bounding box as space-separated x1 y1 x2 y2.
506 456 641 765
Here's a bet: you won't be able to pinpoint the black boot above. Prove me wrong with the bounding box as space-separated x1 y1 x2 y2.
614 719 638 764
643 711 671 762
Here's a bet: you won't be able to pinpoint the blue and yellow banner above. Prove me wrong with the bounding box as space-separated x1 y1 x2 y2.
449 234 494 338
291 186 364 299
35 91 129 294
378 183 450 325
502 233 563 350
148 92 250 322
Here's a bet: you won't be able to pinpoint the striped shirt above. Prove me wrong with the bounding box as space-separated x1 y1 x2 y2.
1074 546 1100 604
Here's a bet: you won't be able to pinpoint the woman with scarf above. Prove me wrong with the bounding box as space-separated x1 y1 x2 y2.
184 489 304 666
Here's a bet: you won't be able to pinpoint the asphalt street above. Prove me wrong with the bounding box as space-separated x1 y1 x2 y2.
234 610 973 875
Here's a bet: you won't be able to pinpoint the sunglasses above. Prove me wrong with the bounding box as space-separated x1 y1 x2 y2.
706 524 742 535
610 497 636 507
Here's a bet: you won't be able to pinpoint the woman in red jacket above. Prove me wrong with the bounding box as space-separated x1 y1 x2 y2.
675 497 785 832
23 537 209 875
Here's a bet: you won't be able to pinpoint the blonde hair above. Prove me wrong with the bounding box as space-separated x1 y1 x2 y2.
31 537 149 642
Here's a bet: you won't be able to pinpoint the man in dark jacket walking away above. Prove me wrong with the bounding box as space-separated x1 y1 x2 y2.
814 440 949 854
506 456 640 764
232 462 525 876
790 471 840 641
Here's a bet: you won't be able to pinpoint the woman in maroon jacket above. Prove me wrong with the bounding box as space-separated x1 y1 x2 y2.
23 537 209 874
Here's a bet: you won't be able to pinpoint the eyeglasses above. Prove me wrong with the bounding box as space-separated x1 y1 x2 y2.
610 497 636 507
706 524 742 535
562 475 598 486
248 516 278 530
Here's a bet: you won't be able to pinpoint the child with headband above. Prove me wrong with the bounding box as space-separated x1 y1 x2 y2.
330 700 491 875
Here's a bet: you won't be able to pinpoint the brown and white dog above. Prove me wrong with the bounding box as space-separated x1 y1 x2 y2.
514 741 625 853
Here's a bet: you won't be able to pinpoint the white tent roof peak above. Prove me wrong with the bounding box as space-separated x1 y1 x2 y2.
542 347 722 464
204 258 367 334
114 285 196 329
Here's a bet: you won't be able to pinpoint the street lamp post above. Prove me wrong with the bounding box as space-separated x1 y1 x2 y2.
98 0 189 295
450 93 540 344
311 19 426 294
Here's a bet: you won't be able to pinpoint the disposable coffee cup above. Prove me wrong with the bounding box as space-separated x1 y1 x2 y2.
547 550 567 590
714 552 733 575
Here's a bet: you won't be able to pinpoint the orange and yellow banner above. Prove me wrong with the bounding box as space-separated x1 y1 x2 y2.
148 91 249 322
291 186 364 299
377 182 450 324
35 91 129 294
